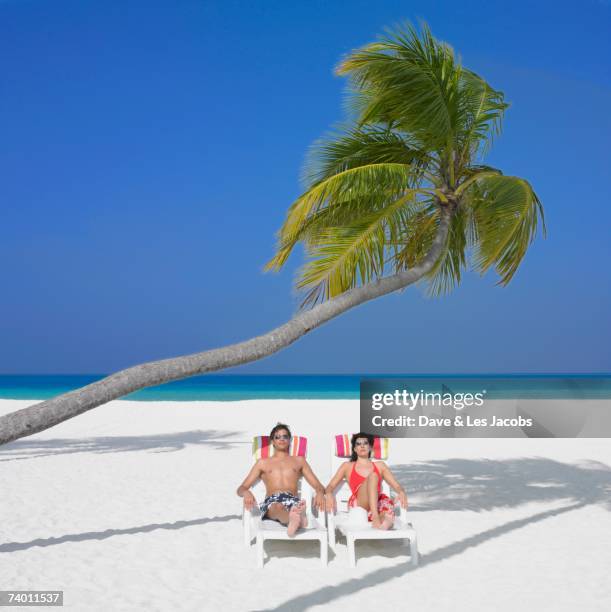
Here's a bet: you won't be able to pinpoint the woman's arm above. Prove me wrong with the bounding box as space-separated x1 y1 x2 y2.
323 463 348 512
378 462 408 509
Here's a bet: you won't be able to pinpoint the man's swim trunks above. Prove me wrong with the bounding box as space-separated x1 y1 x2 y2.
260 491 302 522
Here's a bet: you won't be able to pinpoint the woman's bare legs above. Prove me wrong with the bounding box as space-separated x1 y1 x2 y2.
354 472 393 530
379 512 394 530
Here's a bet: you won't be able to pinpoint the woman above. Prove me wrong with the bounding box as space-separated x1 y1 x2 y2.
324 432 408 530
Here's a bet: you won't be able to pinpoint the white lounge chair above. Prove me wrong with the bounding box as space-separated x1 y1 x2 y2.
327 434 419 568
241 435 328 568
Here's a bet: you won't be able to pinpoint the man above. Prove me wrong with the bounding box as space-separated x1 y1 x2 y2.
237 423 325 536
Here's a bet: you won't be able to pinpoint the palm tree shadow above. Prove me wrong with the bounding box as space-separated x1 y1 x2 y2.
0 429 244 461
265 457 611 611
0 514 242 553
395 457 611 511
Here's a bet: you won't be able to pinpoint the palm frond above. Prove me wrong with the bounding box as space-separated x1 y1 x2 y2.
302 126 430 188
296 192 424 306
421 204 469 296
336 21 462 151
265 162 428 271
392 200 439 269
455 166 504 196
464 175 546 285
455 69 509 163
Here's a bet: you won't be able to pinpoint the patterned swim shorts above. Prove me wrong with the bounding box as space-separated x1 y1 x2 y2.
259 491 302 521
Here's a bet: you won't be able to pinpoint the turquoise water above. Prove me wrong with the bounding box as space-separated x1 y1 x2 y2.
0 374 610 401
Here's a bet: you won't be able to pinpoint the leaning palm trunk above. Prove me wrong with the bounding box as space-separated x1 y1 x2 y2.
0 207 452 445
0 22 546 445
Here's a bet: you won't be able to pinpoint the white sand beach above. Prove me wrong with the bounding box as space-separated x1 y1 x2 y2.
1 398 610 611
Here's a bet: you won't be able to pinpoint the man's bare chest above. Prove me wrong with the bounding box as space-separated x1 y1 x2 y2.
261 460 301 479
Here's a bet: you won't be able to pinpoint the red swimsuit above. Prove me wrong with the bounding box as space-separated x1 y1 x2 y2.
348 461 395 521
349 462 382 498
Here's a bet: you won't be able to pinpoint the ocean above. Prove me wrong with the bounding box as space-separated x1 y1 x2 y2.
0 374 610 401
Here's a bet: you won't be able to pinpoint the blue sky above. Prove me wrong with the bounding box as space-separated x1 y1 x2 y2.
1 0 610 374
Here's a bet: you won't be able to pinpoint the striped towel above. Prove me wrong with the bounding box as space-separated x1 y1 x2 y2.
334 433 389 460
252 435 308 459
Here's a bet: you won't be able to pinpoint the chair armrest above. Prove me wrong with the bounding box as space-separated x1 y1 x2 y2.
390 490 409 524
327 507 336 528
301 479 325 522
242 504 257 520
301 481 325 521
302 484 314 518
242 502 260 545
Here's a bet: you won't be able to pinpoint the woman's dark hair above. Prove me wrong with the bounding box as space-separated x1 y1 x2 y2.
270 422 292 440
350 432 374 461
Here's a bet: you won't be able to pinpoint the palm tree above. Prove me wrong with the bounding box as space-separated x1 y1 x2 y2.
265 21 544 304
0 20 544 445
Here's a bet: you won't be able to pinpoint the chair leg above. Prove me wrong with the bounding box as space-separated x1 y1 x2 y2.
320 537 328 567
348 536 356 568
329 526 336 550
256 535 264 568
243 515 251 546
410 534 419 567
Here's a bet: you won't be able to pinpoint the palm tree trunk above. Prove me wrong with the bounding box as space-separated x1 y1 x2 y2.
0 207 452 445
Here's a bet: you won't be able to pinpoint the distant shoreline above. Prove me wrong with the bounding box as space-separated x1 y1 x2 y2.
1 373 610 401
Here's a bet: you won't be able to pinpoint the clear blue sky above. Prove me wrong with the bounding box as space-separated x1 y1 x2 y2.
1 0 610 375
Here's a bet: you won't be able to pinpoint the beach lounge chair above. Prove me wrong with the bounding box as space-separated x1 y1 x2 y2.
242 435 328 568
327 434 419 568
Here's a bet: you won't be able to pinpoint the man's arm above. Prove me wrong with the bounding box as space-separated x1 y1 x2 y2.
237 459 263 511
301 458 325 511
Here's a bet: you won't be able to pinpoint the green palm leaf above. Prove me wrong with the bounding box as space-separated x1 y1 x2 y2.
465 175 546 284
455 69 509 162
337 21 461 150
302 126 432 187
265 161 431 271
296 192 427 306
421 205 469 296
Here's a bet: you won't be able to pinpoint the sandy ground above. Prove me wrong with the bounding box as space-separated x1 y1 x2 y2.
1 398 610 612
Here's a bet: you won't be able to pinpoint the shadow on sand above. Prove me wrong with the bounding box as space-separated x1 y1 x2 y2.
0 429 244 461
259 456 611 611
0 514 241 553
